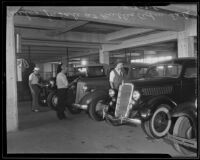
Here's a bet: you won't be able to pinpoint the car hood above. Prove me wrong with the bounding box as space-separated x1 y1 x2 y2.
126 77 178 89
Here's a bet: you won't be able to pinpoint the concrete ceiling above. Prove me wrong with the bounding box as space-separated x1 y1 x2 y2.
14 4 197 63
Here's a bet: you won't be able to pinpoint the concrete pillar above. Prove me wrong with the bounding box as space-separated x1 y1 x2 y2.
6 7 20 132
177 31 195 57
99 49 109 65
15 32 22 53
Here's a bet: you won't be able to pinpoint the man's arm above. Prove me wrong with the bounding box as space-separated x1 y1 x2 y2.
28 74 34 91
109 71 115 89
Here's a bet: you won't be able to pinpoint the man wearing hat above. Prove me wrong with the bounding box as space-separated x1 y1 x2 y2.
29 67 42 112
109 61 126 90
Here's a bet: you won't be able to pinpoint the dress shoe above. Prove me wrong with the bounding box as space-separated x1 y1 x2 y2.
57 112 66 120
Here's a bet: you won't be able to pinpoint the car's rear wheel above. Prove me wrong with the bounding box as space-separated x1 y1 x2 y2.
47 91 58 110
143 104 171 139
88 96 107 121
38 90 47 106
173 116 196 155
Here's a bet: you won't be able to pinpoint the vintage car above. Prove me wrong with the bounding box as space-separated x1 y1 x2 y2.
166 98 197 155
72 63 150 120
88 58 197 139
47 63 110 113
38 77 57 106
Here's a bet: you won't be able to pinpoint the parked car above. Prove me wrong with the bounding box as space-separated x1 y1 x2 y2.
47 63 110 113
88 58 197 139
72 63 150 120
164 98 197 155
38 77 57 106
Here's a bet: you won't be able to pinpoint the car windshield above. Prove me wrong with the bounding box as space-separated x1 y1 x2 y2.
75 66 106 77
146 64 182 78
126 67 149 80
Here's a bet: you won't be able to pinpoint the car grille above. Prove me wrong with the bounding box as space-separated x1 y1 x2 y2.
115 83 134 118
141 86 173 96
75 82 87 103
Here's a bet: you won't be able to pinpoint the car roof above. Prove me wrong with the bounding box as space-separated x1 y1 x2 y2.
153 57 197 65
75 63 108 67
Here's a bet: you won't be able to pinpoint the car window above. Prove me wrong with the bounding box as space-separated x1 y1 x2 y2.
184 67 197 78
87 66 106 77
146 64 182 78
126 67 148 80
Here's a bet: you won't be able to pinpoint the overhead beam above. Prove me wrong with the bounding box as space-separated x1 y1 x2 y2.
21 6 185 31
15 28 121 44
21 45 98 52
103 31 178 51
48 20 88 36
21 38 102 49
106 28 155 41
14 15 73 30
156 5 197 17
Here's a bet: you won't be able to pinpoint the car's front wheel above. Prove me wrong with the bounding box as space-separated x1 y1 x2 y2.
47 91 58 110
143 104 172 139
88 96 107 121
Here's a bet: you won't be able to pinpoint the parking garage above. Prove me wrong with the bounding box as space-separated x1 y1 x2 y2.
5 5 198 157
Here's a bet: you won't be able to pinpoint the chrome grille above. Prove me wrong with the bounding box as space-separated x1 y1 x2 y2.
115 83 134 118
141 86 173 96
75 82 87 103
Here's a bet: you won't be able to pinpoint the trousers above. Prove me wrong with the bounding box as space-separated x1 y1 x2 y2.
56 88 69 115
30 84 40 109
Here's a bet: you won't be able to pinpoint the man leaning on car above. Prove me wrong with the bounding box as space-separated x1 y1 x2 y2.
109 61 126 91
56 64 69 120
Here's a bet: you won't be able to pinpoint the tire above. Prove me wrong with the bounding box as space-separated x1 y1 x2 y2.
38 90 47 106
141 121 154 139
47 91 58 110
173 116 196 155
145 104 172 139
88 95 107 121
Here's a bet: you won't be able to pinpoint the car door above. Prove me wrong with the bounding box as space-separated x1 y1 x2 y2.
180 63 197 103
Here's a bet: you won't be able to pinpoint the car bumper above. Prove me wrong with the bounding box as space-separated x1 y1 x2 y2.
72 103 88 110
103 109 141 126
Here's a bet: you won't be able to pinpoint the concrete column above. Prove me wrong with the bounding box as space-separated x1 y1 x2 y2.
99 49 109 65
177 31 195 57
6 7 20 132
15 32 22 53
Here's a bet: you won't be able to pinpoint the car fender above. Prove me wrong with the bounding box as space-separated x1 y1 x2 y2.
144 95 177 114
78 89 108 106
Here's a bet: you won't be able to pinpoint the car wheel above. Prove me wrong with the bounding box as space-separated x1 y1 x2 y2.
47 91 58 110
148 104 172 138
173 116 196 155
88 96 107 121
141 121 155 139
38 90 47 106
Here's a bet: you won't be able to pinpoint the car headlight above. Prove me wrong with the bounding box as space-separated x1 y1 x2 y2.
49 80 54 87
83 85 88 92
132 90 140 101
109 89 115 97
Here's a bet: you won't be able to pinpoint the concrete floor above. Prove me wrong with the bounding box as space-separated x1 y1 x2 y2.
7 101 197 157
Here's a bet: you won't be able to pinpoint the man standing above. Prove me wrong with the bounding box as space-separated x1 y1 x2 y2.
109 61 125 90
29 67 42 112
56 64 69 120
